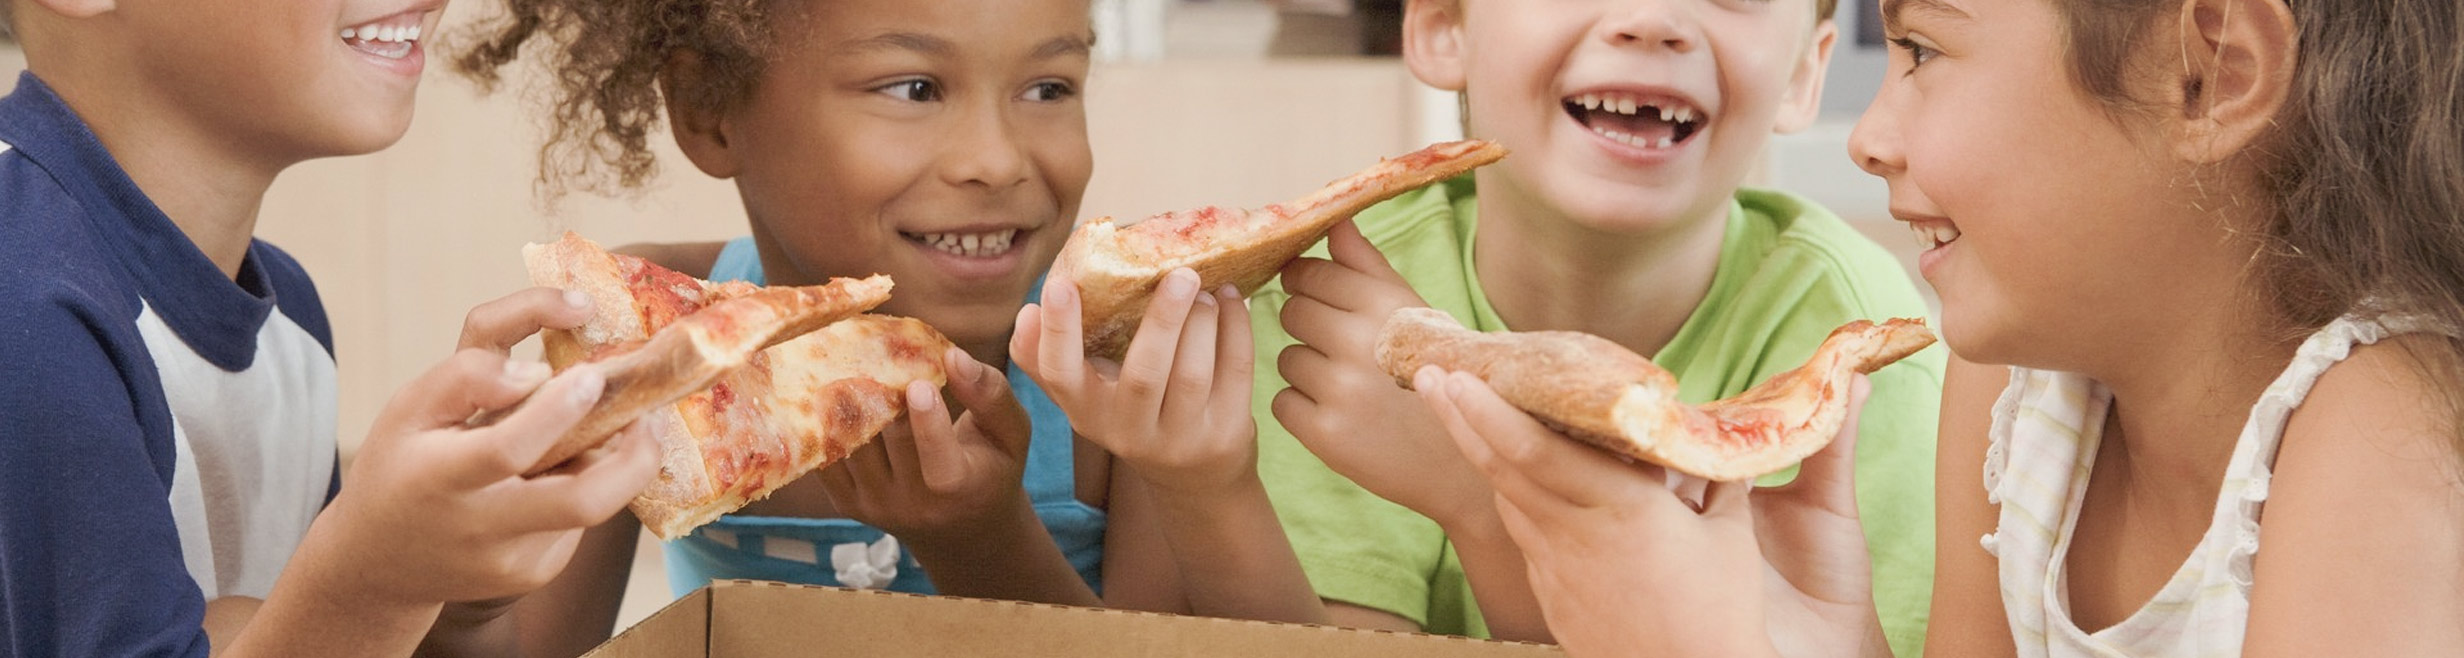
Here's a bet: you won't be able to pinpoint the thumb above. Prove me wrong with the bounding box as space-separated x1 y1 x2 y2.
1784 374 1871 509
1325 220 1406 284
944 347 1033 459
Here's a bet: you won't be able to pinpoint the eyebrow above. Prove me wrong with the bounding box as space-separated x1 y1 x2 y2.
1031 35 1095 60
1880 0 1971 30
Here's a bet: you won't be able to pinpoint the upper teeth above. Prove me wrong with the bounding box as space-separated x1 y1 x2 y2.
915 230 1020 258
1575 93 1698 124
1911 223 1962 249
343 22 421 43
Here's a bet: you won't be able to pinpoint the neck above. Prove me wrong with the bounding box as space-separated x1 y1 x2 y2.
960 340 1008 373
38 62 282 280
2087 281 2298 491
1471 182 1728 357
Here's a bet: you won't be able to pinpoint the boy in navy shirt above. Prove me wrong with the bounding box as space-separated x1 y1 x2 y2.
0 1 657 655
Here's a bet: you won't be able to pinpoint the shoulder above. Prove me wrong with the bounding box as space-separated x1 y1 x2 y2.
1731 188 1926 320
2246 333 2464 653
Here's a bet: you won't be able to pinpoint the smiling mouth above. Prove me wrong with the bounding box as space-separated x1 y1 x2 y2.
1911 222 1962 250
341 13 424 60
1564 92 1705 150
901 229 1024 259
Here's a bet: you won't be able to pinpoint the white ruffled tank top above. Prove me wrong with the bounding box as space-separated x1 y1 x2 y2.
1979 315 2427 656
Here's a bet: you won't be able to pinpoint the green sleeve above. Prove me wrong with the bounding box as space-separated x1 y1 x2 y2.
1245 287 1449 628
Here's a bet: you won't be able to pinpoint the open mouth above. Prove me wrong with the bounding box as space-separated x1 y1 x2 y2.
1911 222 1962 250
1564 91 1705 150
901 229 1024 259
341 12 424 60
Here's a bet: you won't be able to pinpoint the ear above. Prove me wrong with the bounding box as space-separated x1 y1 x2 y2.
25 0 114 19
1772 19 1839 134
2168 0 2296 164
662 49 742 180
1401 0 1469 92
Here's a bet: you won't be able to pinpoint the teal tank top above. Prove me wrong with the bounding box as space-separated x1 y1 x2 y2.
665 237 1106 595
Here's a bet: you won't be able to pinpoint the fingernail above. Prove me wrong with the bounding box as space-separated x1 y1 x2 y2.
566 368 606 407
1197 289 1219 307
1413 366 1438 391
907 381 937 410
504 360 552 387
1216 285 1239 300
1164 269 1198 299
563 289 590 309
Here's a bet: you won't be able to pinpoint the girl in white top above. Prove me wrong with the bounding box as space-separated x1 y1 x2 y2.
1399 0 2464 656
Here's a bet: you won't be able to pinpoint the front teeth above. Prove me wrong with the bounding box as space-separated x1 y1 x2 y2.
1594 129 1675 150
1910 223 1962 249
342 22 421 43
915 229 1020 258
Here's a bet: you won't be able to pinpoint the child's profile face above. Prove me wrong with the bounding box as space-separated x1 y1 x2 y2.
1417 0 1833 233
719 0 1093 352
111 0 447 159
1849 0 2207 369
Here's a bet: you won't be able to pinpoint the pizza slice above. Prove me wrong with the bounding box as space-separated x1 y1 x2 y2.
1374 308 1936 481
523 233 955 538
1053 140 1509 359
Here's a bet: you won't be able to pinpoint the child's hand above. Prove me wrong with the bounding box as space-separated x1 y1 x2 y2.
818 348 1037 545
316 342 659 607
1271 221 1493 529
1011 268 1259 498
1420 368 1884 658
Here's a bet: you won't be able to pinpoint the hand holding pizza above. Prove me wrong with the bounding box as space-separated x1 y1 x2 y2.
1270 221 1495 531
306 290 661 608
1012 267 1260 498
817 347 1038 546
1419 368 1887 658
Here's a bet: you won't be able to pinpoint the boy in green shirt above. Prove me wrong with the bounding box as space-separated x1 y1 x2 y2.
1249 1 1940 654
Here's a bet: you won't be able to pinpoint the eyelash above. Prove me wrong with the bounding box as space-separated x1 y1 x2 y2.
1888 37 1938 71
878 78 942 102
1022 80 1077 103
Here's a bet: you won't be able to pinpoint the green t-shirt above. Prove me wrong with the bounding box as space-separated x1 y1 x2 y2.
1247 178 1943 656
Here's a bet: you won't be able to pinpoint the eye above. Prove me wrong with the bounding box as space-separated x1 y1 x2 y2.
1888 37 1939 71
1019 80 1077 103
876 78 943 102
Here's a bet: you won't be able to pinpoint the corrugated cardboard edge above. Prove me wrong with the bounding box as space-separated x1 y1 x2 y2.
582 586 710 658
604 580 1563 657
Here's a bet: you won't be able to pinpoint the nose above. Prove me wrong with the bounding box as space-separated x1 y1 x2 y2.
1599 0 1701 54
1848 85 1906 179
940 99 1032 191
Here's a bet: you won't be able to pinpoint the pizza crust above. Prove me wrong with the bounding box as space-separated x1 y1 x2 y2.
1055 140 1509 359
1375 308 1936 481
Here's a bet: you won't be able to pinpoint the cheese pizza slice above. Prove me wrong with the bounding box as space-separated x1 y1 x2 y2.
524 233 955 538
1374 308 1936 482
1053 140 1508 359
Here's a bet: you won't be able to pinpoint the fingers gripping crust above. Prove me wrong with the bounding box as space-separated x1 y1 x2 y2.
1057 140 1510 360
1375 308 1936 481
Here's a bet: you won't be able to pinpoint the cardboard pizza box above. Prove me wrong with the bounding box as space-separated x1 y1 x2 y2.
586 580 1565 657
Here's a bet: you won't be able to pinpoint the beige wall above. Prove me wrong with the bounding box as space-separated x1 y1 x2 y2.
2 50 1429 457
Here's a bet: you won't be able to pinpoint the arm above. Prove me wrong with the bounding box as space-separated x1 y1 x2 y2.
1096 463 1192 613
2243 337 2464 656
1922 356 2017 656
1269 222 1550 640
1012 269 1325 624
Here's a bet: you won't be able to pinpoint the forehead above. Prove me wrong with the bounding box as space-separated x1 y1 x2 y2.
781 0 1093 56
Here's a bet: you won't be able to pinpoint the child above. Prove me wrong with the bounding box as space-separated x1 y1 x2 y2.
0 0 658 656
1233 0 1943 650
444 1 1191 653
1430 0 2464 654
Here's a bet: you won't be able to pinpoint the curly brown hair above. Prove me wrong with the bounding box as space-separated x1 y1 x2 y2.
453 0 777 199
2059 0 2464 456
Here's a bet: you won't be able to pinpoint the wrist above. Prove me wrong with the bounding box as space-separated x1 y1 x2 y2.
1141 467 1268 512
899 488 1041 557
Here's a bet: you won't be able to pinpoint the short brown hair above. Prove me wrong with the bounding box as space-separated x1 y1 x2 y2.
454 0 775 199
